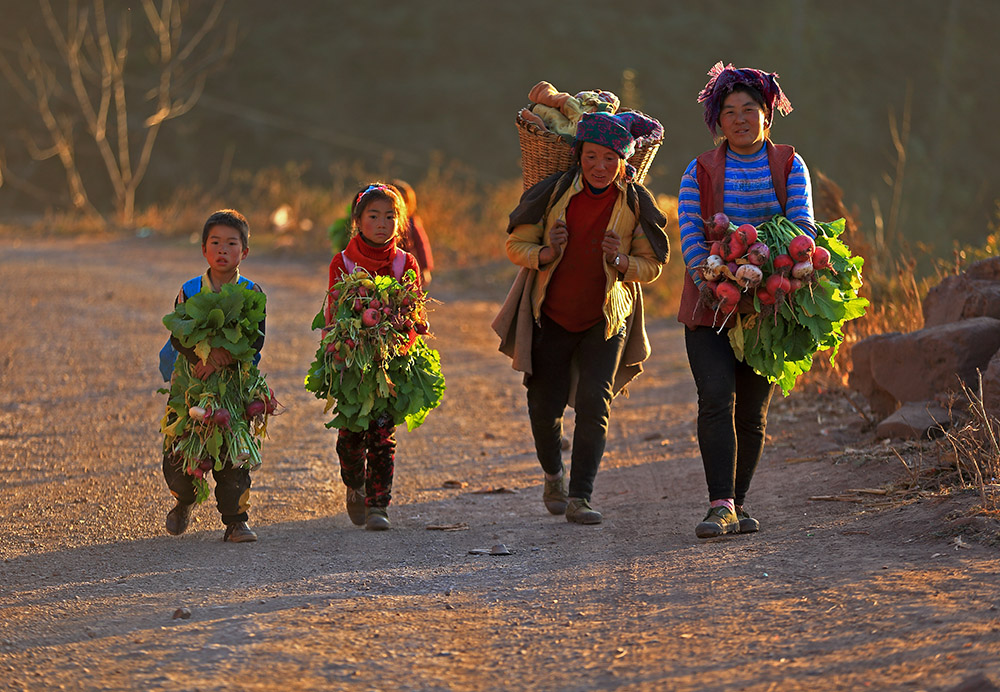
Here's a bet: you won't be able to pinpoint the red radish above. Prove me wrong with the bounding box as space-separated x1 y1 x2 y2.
265 388 280 415
756 288 776 305
369 298 381 310
704 212 730 241
773 253 795 275
812 246 832 270
362 308 380 327
330 289 340 301
246 400 266 418
791 261 814 280
788 234 816 263
746 242 770 266
383 306 392 315
199 459 213 472
735 264 763 289
191 467 204 479
709 240 723 257
788 277 804 292
715 281 742 311
736 223 758 246
723 236 746 262
326 342 339 353
414 322 428 335
766 273 791 296
345 338 356 349
212 408 231 429
352 298 364 312
357 286 369 298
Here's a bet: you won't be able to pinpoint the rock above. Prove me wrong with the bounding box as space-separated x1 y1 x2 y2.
172 607 192 620
944 673 1000 692
850 318 1000 417
924 272 1000 328
981 351 1000 417
874 401 950 440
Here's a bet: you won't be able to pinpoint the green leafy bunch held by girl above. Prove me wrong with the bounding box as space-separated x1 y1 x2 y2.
305 183 445 531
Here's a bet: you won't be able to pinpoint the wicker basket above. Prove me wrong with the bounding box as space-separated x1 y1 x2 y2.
515 106 662 190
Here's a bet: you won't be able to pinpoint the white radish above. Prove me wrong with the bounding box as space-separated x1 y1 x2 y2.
791 261 815 280
735 264 764 289
701 254 726 281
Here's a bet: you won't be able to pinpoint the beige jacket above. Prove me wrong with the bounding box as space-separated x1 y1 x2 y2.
504 172 662 339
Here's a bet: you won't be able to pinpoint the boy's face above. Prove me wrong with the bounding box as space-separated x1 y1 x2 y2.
202 225 248 274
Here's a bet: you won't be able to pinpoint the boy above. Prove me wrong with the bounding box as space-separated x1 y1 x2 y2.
161 209 265 542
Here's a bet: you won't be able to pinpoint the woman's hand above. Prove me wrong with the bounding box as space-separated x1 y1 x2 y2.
539 220 569 265
602 229 628 272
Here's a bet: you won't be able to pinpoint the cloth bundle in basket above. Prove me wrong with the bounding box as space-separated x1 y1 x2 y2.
516 105 662 190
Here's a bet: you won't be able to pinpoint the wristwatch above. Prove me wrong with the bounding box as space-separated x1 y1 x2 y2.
613 254 622 268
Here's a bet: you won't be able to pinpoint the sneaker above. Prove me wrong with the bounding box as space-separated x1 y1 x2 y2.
543 474 568 515
736 506 760 533
345 485 366 526
223 521 258 543
165 502 193 536
565 497 603 525
695 506 740 539
365 507 391 531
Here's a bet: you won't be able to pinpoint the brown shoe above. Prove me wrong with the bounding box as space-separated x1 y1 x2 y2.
165 502 193 536
365 507 391 531
345 486 366 526
543 474 568 515
695 506 739 539
565 498 603 525
223 521 258 542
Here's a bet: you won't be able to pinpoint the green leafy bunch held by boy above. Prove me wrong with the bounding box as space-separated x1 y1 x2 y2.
305 183 445 531
159 209 276 543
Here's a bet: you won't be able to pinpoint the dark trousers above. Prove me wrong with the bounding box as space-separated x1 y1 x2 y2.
526 313 625 501
336 415 396 508
162 452 251 525
684 326 775 505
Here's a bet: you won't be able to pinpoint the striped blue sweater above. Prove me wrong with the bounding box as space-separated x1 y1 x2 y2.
678 145 815 287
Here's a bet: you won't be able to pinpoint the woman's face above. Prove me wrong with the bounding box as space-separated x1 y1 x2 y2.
719 90 768 155
358 198 396 246
580 142 622 189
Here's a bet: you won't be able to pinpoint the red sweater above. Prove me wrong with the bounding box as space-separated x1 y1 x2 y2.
326 235 421 324
542 183 618 332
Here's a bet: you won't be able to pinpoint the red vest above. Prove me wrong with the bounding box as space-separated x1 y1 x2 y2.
677 141 795 329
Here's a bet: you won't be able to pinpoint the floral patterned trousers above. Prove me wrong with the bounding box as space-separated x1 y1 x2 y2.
336 415 396 508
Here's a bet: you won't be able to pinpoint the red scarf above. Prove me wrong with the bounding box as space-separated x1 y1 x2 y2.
343 235 398 277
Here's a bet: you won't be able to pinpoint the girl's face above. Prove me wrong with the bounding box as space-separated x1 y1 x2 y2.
202 225 248 274
580 141 622 189
719 90 768 155
358 198 397 246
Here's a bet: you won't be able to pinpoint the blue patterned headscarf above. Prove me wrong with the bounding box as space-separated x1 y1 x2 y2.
697 61 793 136
575 111 663 160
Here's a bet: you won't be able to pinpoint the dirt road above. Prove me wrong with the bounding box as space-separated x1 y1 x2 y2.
1 235 998 692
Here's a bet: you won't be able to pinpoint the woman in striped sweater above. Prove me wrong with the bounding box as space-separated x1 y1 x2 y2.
676 62 816 539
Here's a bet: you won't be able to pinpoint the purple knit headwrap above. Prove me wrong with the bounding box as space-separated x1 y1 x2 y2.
697 61 793 136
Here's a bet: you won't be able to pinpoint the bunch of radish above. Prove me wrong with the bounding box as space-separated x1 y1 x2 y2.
699 213 832 317
322 267 429 372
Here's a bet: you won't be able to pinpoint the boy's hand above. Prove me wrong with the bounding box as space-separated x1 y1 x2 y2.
208 347 234 369
192 361 217 380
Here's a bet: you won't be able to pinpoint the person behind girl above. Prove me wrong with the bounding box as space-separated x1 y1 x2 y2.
162 209 264 543
677 62 816 539
325 183 422 531
391 179 435 287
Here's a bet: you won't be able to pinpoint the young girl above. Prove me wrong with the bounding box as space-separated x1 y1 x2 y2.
326 183 423 531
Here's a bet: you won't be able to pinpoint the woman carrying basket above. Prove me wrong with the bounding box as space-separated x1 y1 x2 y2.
496 111 669 524
677 62 816 539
